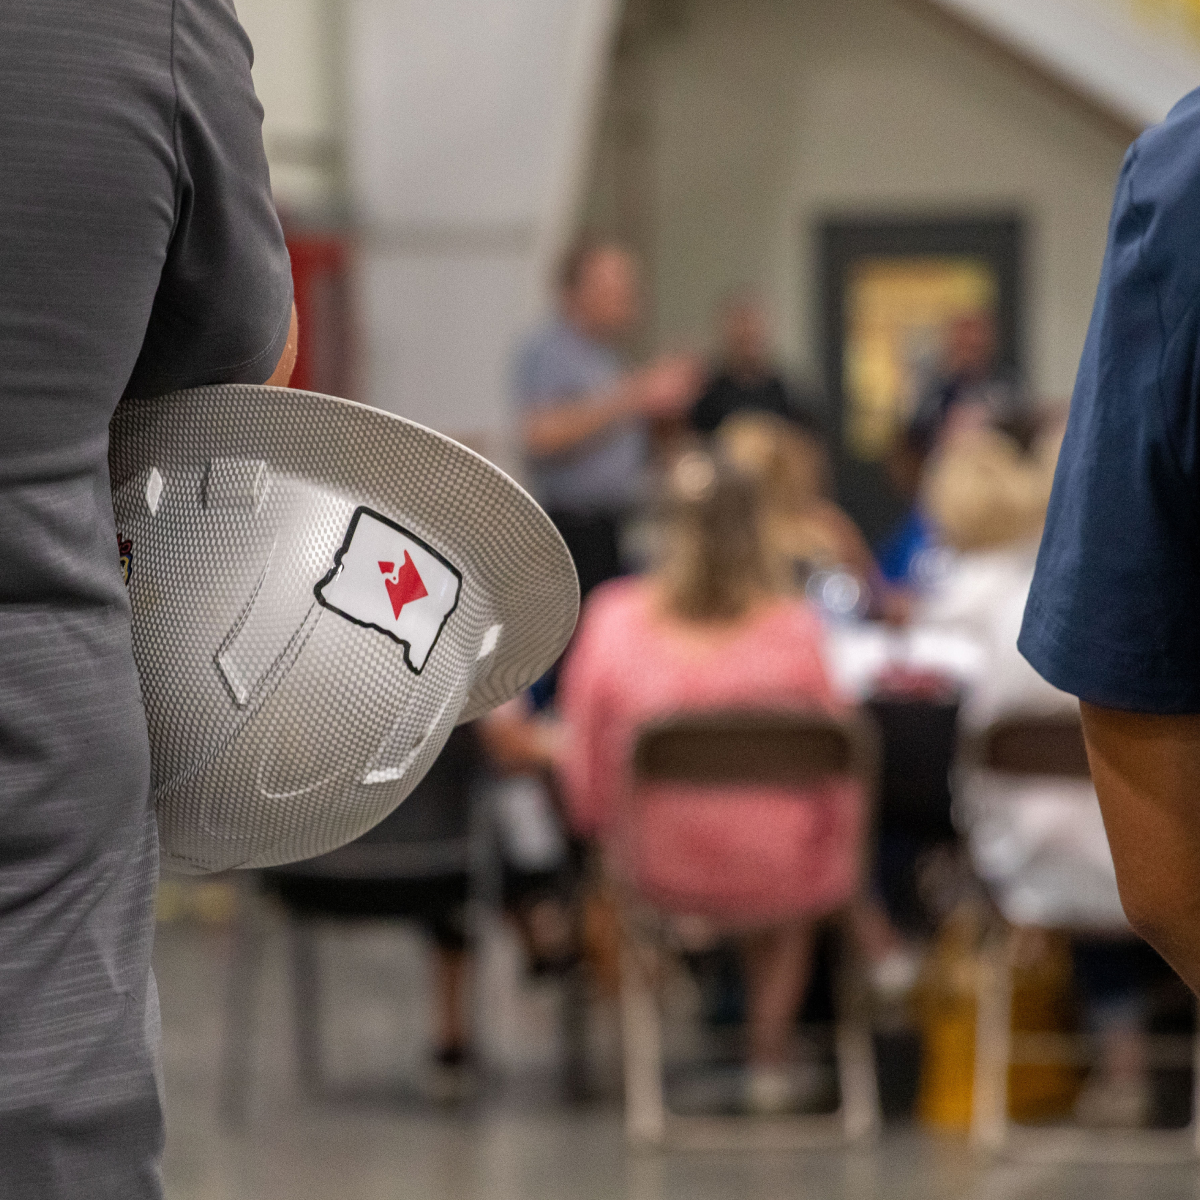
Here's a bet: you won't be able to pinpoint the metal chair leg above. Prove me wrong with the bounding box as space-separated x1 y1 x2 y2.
560 958 591 1103
620 929 666 1146
970 927 1013 1152
288 915 324 1096
835 922 881 1142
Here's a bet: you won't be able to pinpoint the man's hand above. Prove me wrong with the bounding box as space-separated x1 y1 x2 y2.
629 354 703 419
1081 701 1200 994
522 354 701 460
522 386 636 458
265 304 299 387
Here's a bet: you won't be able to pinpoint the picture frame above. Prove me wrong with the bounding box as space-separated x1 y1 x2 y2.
818 214 1025 543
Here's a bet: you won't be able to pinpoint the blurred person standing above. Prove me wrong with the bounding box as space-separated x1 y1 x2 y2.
514 239 699 598
557 450 864 1111
880 311 1027 589
906 312 1028 457
690 292 822 437
0 2 296 1195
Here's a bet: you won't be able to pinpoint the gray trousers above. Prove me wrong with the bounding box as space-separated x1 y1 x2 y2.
0 609 163 1199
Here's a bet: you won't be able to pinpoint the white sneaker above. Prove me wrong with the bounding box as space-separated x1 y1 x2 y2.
1073 1074 1151 1129
743 1063 825 1115
744 1066 792 1114
871 948 921 1002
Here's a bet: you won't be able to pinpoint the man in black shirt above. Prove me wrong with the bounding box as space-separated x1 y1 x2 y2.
689 293 822 437
0 2 295 1195
906 311 1028 455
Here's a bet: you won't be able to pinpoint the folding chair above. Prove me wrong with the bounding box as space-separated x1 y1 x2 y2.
219 724 481 1121
618 709 881 1149
968 714 1200 1161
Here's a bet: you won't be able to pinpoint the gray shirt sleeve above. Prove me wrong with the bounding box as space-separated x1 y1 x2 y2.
512 321 646 511
514 322 621 411
123 0 292 399
513 332 570 411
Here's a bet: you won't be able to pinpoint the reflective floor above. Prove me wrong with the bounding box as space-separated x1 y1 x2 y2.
156 904 1200 1200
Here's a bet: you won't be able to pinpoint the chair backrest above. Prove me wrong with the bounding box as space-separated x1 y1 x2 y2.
631 709 877 792
977 715 1090 780
264 724 481 895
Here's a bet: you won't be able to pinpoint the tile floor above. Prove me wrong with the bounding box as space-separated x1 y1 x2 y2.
154 901 1200 1200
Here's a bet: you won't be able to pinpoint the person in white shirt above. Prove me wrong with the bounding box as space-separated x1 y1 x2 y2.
921 425 1166 1128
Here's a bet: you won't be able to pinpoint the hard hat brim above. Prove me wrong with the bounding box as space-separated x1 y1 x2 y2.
111 384 580 723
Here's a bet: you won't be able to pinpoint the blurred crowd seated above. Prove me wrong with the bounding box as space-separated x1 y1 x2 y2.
208 236 1194 1142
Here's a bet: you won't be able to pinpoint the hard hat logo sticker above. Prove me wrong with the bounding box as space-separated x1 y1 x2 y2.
117 533 133 586
315 507 461 674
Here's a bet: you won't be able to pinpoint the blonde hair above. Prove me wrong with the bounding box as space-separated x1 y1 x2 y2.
715 412 857 581
658 449 775 622
922 426 1062 552
716 412 829 513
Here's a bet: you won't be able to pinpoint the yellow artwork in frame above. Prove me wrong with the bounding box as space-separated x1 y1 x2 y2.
1127 0 1200 43
843 256 998 461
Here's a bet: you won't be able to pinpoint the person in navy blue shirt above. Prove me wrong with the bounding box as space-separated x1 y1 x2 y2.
1020 87 1200 995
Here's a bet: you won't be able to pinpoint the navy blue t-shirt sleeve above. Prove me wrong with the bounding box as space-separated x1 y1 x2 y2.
1020 97 1200 713
123 0 293 399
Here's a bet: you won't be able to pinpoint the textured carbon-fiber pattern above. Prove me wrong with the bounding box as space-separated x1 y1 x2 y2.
110 385 578 874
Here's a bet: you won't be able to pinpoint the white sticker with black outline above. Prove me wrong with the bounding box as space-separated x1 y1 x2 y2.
314 507 461 673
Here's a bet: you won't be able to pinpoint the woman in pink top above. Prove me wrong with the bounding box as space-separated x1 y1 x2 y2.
558 450 864 1107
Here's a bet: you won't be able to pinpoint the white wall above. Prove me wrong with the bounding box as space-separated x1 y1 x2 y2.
587 0 1135 410
236 0 345 215
346 0 621 466
237 0 1146 450
937 0 1200 128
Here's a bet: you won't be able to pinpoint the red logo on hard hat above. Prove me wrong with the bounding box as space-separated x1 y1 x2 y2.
315 506 462 674
379 552 428 619
118 533 133 586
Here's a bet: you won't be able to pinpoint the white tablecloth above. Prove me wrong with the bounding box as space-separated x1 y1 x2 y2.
823 620 986 701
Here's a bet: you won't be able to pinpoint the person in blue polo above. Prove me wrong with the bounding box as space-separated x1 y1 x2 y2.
1020 87 1200 996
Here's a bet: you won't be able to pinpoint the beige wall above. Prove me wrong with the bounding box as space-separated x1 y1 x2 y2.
236 0 346 216
585 0 1133 411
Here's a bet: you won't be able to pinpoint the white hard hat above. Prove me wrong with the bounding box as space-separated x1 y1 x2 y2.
110 384 578 874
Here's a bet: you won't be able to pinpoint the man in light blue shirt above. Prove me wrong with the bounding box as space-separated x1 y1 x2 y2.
514 240 698 597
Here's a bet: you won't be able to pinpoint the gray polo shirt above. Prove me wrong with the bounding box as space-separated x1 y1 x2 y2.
0 2 292 1195
513 318 646 513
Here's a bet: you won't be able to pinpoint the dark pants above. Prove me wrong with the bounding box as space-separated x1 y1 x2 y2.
1072 937 1171 1028
266 874 471 952
547 509 623 601
0 611 163 1200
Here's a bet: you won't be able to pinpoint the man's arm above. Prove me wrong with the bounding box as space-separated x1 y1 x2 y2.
1080 702 1200 993
522 356 700 459
522 384 637 458
124 0 294 399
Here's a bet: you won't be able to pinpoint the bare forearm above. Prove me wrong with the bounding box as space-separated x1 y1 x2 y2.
1081 701 1200 991
479 701 558 774
266 303 299 387
522 385 634 458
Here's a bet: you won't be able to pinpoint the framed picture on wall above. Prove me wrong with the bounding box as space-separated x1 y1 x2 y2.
818 214 1024 543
